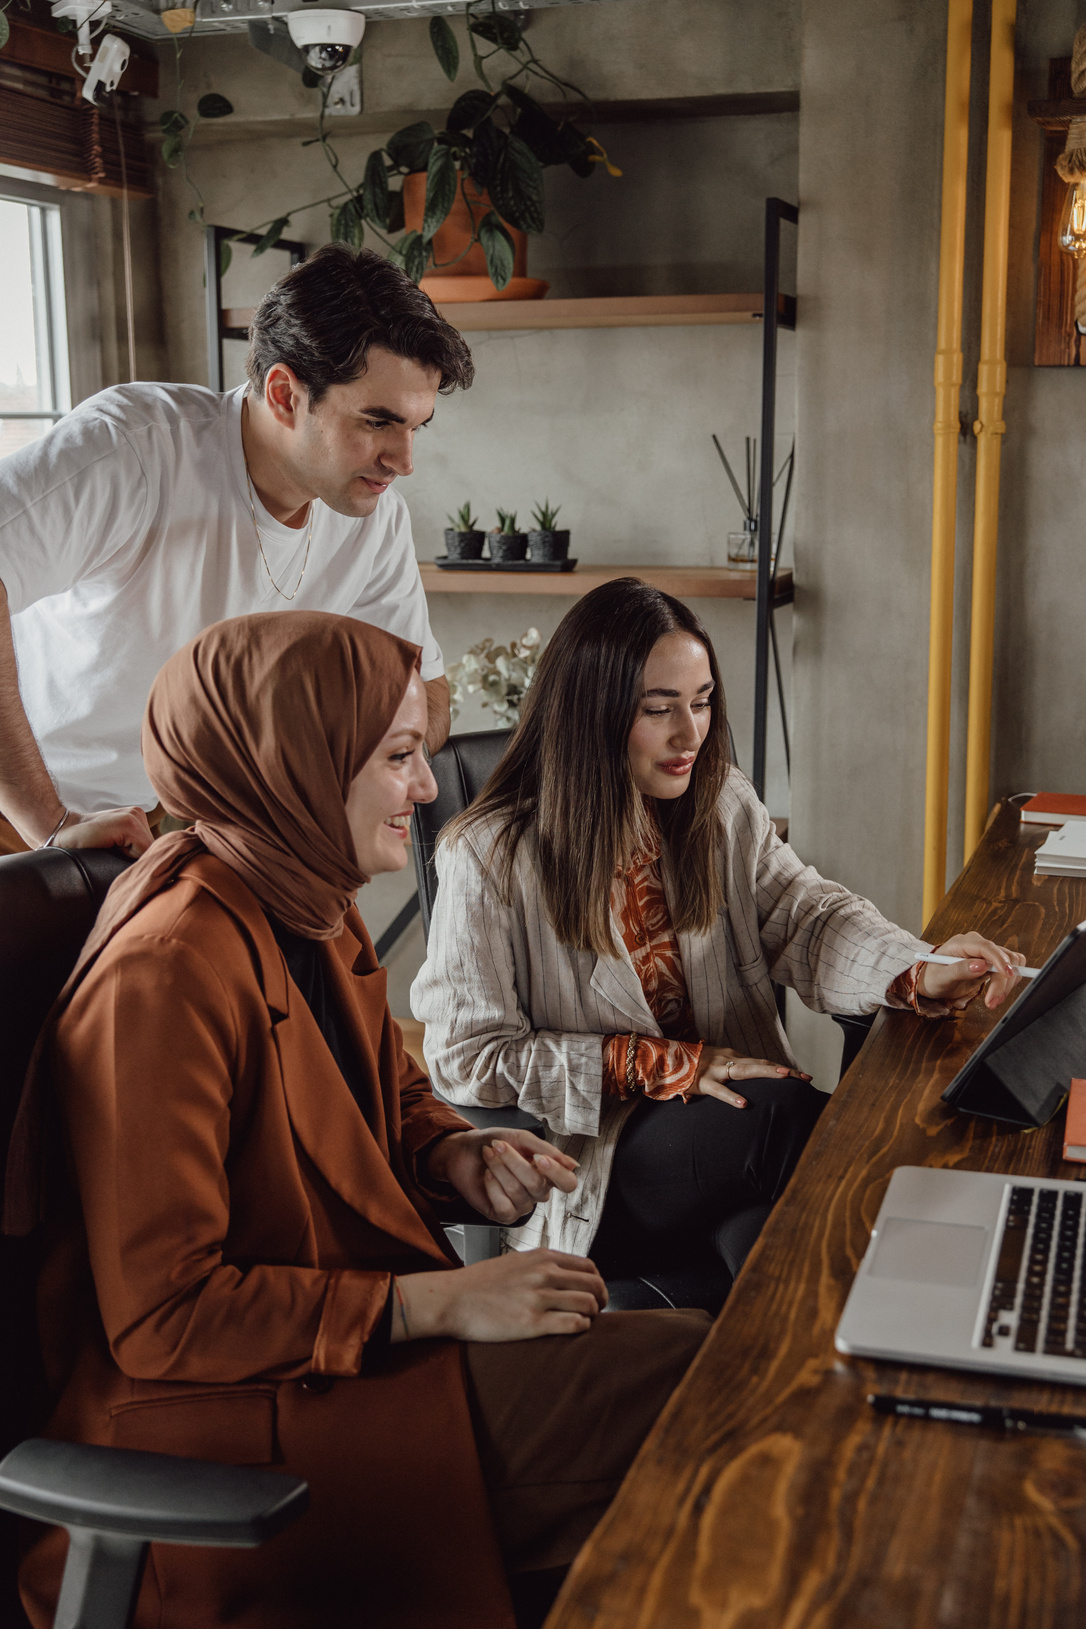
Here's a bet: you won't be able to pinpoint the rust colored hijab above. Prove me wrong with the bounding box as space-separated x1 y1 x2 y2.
5 611 420 1234
141 610 421 939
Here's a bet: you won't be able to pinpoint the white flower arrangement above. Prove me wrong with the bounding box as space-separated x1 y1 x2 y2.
447 627 542 727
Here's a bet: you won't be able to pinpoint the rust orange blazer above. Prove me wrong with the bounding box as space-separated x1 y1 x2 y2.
21 851 515 1629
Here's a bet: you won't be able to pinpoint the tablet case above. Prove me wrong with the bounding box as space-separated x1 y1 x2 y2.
941 923 1086 1129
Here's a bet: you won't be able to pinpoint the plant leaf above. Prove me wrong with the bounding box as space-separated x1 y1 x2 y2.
219 238 233 278
401 230 430 284
161 131 186 167
331 197 364 248
490 131 544 234
0 14 10 51
478 210 514 291
467 11 523 52
422 141 457 241
447 87 495 134
197 92 233 119
468 116 501 193
385 120 436 174
428 14 459 81
504 84 568 168
159 109 189 135
386 187 406 234
361 148 389 229
252 215 291 255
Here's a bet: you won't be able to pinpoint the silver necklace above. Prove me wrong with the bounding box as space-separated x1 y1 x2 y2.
245 463 314 602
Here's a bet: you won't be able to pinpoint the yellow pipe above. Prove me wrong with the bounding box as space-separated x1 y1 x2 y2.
923 0 975 926
963 0 1018 857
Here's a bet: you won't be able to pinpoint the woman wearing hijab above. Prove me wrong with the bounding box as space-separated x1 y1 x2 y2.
411 579 1024 1285
14 611 709 1629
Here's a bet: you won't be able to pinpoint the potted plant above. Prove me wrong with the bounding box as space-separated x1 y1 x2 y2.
527 499 569 562
343 3 620 297
448 627 542 725
444 500 485 560
487 508 529 562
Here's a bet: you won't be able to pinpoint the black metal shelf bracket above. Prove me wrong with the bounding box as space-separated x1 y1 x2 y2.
204 225 306 393
753 197 798 804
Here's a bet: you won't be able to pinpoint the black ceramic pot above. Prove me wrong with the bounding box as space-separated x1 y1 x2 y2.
444 528 485 560
488 530 529 562
527 528 570 562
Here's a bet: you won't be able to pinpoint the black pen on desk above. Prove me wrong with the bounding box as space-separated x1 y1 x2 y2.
868 1393 1086 1439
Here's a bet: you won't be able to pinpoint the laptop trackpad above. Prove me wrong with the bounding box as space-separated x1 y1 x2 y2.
868 1217 988 1288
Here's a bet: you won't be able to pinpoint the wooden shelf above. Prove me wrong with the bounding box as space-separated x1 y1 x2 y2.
420 563 794 604
432 293 767 332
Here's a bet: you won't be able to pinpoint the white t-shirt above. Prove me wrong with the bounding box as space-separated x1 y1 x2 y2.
0 382 443 812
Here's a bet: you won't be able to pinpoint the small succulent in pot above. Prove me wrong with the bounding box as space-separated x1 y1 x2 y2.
444 499 484 560
528 499 570 562
488 507 529 563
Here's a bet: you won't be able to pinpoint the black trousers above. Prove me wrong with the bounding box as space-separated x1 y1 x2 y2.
590 1077 826 1279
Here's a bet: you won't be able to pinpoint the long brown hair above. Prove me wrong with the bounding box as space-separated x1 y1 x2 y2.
447 579 729 955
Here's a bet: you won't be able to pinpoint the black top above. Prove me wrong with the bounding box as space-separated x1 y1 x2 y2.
267 915 369 1112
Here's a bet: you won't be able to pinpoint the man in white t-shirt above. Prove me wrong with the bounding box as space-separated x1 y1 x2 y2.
0 243 473 857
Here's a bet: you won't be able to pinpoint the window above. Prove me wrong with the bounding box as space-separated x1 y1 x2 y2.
0 194 70 458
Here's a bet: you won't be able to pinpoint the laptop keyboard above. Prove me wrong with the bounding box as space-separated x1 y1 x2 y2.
981 1185 1086 1357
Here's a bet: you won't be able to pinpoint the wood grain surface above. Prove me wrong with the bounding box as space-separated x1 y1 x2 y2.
547 804 1086 1629
419 564 794 603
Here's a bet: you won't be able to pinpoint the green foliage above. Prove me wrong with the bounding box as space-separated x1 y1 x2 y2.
447 89 496 134
197 93 233 119
467 116 500 193
447 501 478 532
495 508 518 534
429 14 459 82
479 211 514 291
389 229 429 284
330 196 364 248
531 499 561 531
467 9 524 54
219 237 233 278
160 109 188 135
0 13 10 52
252 215 291 255
361 149 389 229
422 142 458 240
490 132 544 234
386 187 406 234
385 121 436 173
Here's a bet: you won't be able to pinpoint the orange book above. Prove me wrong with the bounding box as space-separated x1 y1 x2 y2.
1021 793 1086 827
1063 1078 1086 1162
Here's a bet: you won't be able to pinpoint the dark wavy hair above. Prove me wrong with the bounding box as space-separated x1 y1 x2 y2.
448 579 730 955
246 243 474 404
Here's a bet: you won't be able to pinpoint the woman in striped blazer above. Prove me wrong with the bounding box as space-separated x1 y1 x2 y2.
411 580 1022 1279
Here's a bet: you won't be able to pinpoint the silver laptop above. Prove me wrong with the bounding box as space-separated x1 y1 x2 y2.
836 1165 1086 1384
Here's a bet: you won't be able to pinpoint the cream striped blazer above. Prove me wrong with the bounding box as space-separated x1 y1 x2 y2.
410 771 928 1258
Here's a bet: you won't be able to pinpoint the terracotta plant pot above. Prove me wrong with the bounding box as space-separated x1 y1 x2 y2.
402 172 549 303
444 528 485 560
487 530 529 562
527 529 570 562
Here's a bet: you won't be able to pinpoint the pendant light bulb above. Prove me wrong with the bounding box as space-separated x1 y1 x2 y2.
1058 180 1086 257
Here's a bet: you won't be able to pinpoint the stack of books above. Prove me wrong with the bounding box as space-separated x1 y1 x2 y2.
1034 823 1086 878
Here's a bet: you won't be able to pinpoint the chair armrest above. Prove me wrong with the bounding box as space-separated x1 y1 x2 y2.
433 1093 547 1140
0 1440 308 1548
831 1012 878 1079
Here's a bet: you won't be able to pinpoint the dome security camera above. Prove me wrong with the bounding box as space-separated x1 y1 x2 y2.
286 8 366 74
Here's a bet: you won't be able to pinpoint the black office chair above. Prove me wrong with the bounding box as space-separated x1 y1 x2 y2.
0 846 308 1629
411 731 733 1314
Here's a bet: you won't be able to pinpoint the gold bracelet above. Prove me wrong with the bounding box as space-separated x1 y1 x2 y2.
625 1033 637 1096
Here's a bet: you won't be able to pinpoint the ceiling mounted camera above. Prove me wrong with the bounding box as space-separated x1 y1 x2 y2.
285 9 365 73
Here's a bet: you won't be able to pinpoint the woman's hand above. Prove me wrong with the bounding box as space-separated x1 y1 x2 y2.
54 806 155 859
425 1128 579 1225
687 1048 812 1109
916 932 1026 1010
392 1248 607 1344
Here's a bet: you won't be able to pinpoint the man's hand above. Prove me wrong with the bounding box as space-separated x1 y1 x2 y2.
54 806 155 860
423 675 451 755
916 932 1025 1009
425 1128 579 1224
687 1047 812 1109
392 1248 607 1344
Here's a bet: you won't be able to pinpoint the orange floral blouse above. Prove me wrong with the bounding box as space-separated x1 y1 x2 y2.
602 833 944 1103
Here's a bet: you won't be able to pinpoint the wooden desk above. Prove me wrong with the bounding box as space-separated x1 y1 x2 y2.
548 803 1086 1629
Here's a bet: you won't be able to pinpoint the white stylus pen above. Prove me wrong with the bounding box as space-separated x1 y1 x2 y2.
916 952 1040 979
